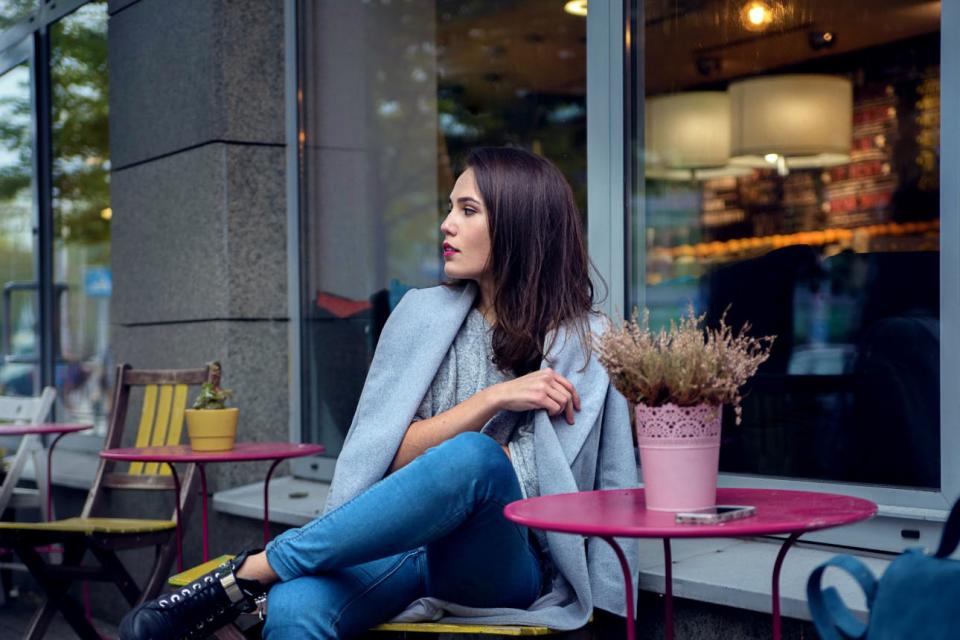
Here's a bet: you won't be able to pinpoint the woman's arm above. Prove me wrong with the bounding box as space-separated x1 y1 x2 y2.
389 386 501 473
388 368 581 473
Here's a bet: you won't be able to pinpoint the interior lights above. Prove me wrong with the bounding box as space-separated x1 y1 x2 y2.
564 0 587 18
741 1 774 31
729 74 853 175
645 92 752 181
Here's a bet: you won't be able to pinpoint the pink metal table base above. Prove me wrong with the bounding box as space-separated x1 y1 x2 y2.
100 442 325 568
637 532 801 640
190 456 287 560
503 488 876 640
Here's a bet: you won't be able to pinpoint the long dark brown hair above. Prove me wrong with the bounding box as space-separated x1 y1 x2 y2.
456 147 597 375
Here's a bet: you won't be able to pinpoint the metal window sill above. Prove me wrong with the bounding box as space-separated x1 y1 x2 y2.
212 475 329 526
636 537 891 620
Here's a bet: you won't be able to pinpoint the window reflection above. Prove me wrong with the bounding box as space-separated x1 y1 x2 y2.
0 0 35 30
0 62 38 397
638 0 940 487
51 2 111 432
298 0 586 455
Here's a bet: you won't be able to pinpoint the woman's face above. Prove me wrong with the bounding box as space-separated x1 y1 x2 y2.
441 168 492 283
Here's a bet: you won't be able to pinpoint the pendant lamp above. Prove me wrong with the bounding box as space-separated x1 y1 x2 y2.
645 91 751 181
729 74 852 174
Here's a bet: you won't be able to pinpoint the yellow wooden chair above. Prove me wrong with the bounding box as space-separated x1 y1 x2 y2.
0 362 214 640
169 555 562 638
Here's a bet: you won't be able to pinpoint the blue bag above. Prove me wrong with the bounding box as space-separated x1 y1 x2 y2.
807 497 960 639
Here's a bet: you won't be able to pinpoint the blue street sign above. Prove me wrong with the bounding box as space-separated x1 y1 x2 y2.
84 267 112 297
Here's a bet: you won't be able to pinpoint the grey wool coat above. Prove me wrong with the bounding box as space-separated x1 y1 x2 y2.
324 282 639 630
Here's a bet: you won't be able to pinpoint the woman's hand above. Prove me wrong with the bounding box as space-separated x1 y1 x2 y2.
489 368 582 424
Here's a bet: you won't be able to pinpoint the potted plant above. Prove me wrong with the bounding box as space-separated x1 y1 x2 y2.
185 362 238 452
596 307 774 511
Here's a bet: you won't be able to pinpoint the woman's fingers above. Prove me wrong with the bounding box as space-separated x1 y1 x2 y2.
540 389 562 415
544 382 575 423
550 381 576 424
552 373 581 411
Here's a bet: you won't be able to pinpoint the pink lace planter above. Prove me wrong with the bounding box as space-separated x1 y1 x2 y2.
635 403 722 511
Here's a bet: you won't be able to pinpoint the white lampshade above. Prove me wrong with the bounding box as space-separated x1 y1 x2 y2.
729 74 852 170
645 91 751 181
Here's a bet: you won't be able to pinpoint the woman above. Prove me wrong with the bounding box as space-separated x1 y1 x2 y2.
120 147 638 639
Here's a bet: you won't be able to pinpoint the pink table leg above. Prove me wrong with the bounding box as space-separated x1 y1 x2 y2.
166 463 183 572
46 432 72 520
663 538 673 640
263 458 284 546
198 464 209 562
771 533 800 640
600 536 635 640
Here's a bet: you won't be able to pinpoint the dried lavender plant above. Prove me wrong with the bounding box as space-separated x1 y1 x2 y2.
595 307 775 424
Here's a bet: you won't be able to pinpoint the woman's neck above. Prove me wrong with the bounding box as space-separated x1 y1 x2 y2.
475 279 497 326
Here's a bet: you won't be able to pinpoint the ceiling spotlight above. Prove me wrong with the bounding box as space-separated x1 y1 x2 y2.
564 0 587 17
741 1 774 31
808 30 837 51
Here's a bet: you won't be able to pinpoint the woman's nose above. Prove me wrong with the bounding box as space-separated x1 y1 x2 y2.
440 214 455 236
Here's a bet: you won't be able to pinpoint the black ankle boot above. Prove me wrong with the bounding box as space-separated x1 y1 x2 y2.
119 550 266 640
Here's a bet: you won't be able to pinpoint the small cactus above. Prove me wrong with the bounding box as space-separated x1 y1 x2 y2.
192 362 233 410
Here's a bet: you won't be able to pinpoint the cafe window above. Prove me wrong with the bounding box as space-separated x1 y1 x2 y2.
0 0 111 432
629 0 945 496
295 0 587 463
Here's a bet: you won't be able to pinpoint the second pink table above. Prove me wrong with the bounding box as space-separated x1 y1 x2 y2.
100 442 324 568
0 422 93 519
504 488 876 640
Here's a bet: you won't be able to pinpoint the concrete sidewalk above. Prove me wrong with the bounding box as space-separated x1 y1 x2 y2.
1 593 118 640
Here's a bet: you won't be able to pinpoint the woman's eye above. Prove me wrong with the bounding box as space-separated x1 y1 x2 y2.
464 208 477 216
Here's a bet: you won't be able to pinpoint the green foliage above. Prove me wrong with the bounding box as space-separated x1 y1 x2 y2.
50 5 110 246
192 382 234 411
0 3 110 247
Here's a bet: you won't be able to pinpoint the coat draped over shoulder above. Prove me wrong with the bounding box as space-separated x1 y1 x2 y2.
324 283 639 629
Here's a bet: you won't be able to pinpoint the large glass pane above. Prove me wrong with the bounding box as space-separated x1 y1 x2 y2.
51 1 111 433
0 0 36 30
634 0 941 487
298 0 587 455
0 60 38 398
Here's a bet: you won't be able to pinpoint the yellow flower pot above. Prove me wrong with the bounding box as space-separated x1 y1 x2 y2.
185 408 239 452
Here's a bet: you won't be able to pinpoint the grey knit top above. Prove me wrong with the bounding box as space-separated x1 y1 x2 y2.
413 307 552 578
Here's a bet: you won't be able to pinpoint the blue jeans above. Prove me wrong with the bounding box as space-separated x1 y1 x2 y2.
262 431 543 639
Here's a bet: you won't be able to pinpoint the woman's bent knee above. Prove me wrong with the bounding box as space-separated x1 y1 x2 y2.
438 431 513 478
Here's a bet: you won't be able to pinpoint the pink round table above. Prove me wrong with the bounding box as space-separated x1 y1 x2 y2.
504 488 877 640
100 442 324 569
0 423 93 519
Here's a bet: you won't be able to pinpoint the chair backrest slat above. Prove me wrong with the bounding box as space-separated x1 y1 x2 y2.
125 370 209 386
164 384 189 471
127 383 196 476
143 385 174 475
128 384 158 475
0 390 55 425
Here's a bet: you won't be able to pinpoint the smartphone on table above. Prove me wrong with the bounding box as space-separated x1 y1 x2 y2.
674 505 756 525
